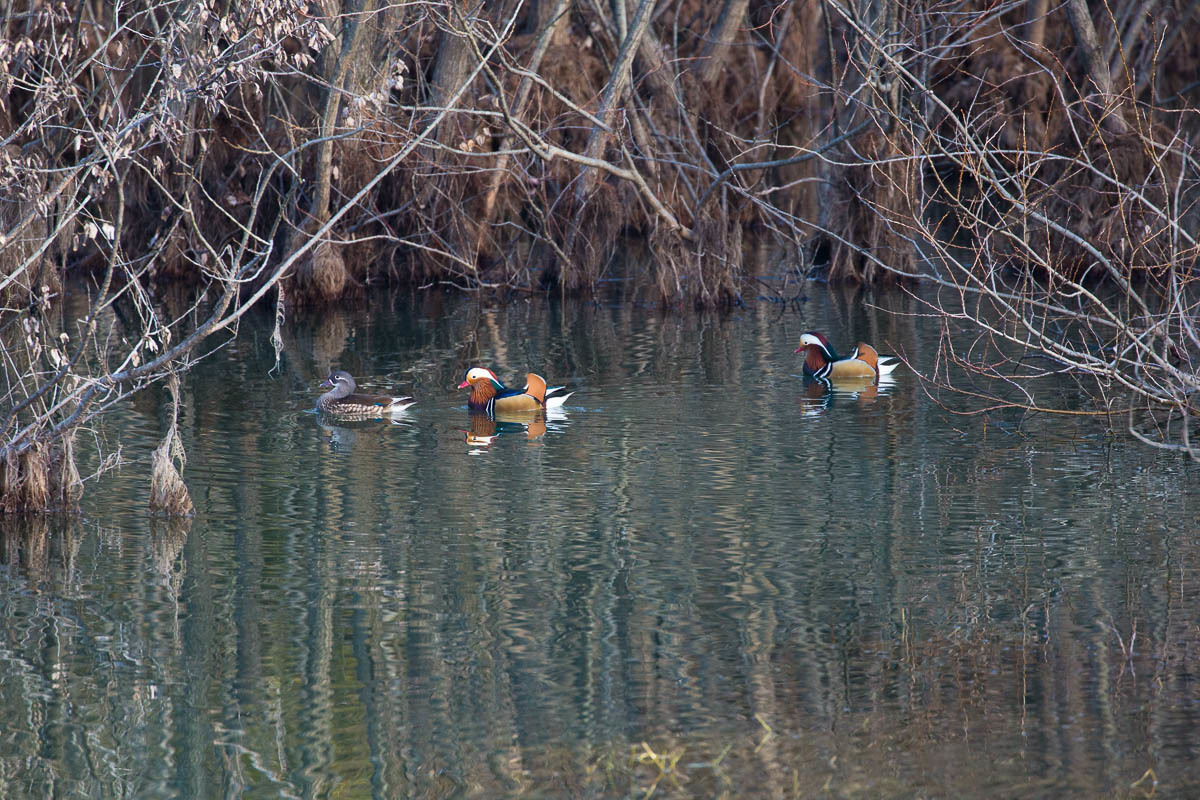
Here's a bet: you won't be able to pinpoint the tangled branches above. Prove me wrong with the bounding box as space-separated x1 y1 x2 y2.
4 0 1200 511
839 0 1200 457
1 0 334 509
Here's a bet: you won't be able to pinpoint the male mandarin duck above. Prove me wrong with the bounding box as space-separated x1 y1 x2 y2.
458 367 573 414
794 331 901 381
317 370 416 415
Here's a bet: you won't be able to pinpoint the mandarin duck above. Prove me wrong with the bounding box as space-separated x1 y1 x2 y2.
794 331 901 381
317 370 416 415
458 367 573 414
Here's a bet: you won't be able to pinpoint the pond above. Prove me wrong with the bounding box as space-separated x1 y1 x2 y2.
1 286 1197 798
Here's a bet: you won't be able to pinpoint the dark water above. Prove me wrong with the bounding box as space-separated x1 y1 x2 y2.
2 287 1198 799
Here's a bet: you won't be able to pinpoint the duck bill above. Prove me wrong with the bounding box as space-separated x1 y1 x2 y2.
793 346 805 354
319 378 333 388
457 379 470 389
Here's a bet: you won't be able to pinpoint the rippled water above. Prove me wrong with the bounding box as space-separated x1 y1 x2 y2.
2 287 1198 798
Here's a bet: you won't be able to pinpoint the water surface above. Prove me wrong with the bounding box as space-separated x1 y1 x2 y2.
2 287 1197 798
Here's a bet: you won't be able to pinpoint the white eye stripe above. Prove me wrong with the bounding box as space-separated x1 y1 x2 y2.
466 367 500 383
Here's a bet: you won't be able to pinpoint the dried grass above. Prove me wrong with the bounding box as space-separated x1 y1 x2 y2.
149 374 194 517
0 434 81 513
0 446 48 513
1017 128 1194 279
929 10 1198 281
149 433 193 516
564 182 629 291
50 432 82 508
13 0 1200 310
290 235 350 305
826 131 916 284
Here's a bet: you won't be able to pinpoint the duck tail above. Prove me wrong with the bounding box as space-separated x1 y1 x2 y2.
544 387 573 408
524 372 548 404
876 354 902 376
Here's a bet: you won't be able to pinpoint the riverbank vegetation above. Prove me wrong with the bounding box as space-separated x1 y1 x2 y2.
2 0 1199 509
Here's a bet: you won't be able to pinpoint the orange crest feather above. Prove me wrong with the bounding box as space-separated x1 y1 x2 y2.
524 373 547 404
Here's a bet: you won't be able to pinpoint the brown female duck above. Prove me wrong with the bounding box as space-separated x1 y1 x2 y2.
317 370 416 416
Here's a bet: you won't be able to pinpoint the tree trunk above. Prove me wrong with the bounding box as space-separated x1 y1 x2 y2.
573 0 656 202
1064 0 1129 134
475 0 573 259
428 0 478 128
1024 0 1049 55
313 0 373 223
695 0 751 86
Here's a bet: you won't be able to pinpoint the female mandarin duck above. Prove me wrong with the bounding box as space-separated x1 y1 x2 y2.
794 331 901 381
458 367 572 414
317 370 416 415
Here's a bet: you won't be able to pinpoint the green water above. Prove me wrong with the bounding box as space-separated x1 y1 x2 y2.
1 287 1197 798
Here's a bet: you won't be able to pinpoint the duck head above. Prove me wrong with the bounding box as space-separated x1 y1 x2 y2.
318 370 357 405
458 367 504 390
320 370 355 391
794 331 839 373
794 331 834 357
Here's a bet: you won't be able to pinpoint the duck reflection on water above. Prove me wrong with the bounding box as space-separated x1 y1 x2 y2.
317 411 416 453
799 372 896 415
464 406 569 447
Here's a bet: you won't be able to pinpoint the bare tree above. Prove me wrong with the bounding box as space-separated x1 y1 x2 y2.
1 0 336 510
800 0 1200 456
5 0 1200 514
